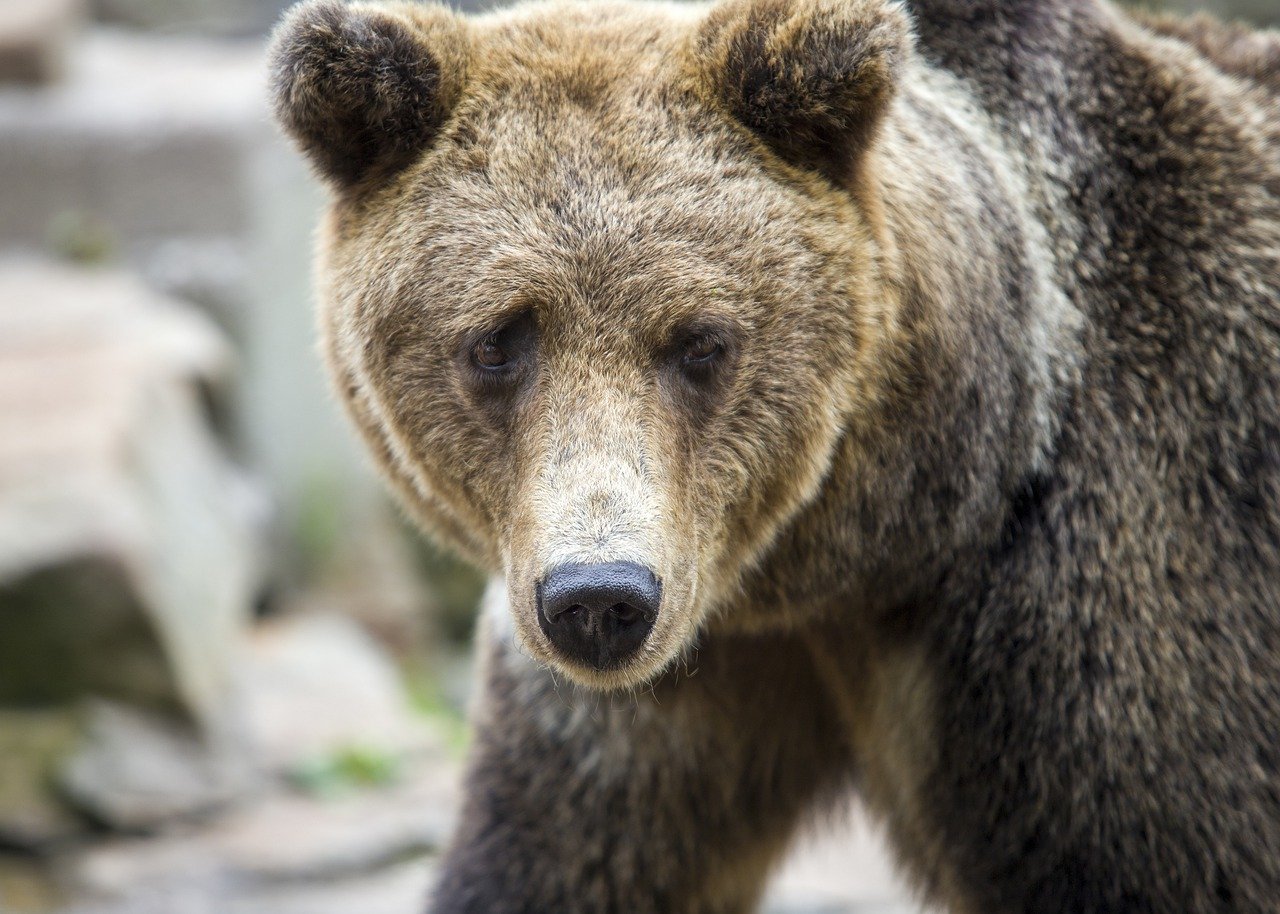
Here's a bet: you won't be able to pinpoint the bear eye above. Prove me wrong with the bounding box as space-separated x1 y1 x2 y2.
682 333 723 366
472 332 510 370
463 313 536 396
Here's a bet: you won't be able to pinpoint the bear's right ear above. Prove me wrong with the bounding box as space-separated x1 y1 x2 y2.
268 0 468 190
692 0 910 185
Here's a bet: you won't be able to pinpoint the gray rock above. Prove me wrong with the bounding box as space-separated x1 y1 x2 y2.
135 236 251 341
90 0 291 37
234 613 446 774
294 508 439 659
0 855 70 912
764 900 925 914
58 858 435 914
0 0 83 86
224 859 436 914
0 709 85 850
0 32 268 247
0 25 407 589
201 757 454 883
60 702 258 832
0 261 263 727
52 609 452 834
65 756 455 904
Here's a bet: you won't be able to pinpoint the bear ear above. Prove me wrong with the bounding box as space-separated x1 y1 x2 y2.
693 0 911 183
268 0 468 190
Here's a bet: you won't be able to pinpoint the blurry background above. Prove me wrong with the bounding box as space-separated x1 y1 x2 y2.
0 0 1273 913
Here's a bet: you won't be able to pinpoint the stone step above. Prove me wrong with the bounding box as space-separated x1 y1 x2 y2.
0 0 84 86
0 260 263 729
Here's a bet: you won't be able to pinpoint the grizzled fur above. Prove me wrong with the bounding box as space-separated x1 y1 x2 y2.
268 0 1280 911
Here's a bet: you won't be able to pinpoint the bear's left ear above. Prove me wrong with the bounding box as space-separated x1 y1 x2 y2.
268 0 469 191
693 0 911 184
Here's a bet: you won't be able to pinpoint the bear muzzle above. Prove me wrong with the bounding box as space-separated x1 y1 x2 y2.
535 561 661 671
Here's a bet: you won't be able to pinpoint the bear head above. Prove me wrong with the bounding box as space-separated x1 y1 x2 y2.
269 0 911 689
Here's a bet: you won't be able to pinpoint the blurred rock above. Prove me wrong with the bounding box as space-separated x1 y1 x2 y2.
764 899 926 914
0 855 69 912
300 508 438 659
235 613 444 774
136 236 250 343
60 702 257 832
0 261 264 726
0 709 84 850
41 612 457 906
221 858 436 914
406 533 487 648
90 0 290 37
34 611 451 839
0 32 266 247
186 757 453 883
0 23 403 595
0 0 83 86
66 755 455 909
60 857 436 914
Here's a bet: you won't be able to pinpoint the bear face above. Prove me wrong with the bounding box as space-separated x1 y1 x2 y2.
271 0 909 689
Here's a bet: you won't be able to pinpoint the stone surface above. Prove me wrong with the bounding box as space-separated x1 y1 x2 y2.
0 261 263 727
0 710 84 850
0 856 69 913
0 32 268 247
72 755 454 889
0 725 926 914
50 781 922 914
45 611 450 834
234 613 445 774
55 857 435 914
59 702 257 832
0 0 83 85
295 508 440 659
0 23 411 598
90 0 288 37
220 859 436 914
53 753 454 913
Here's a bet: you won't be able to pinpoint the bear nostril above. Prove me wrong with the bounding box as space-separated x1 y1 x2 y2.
609 603 644 625
536 561 662 670
545 602 586 624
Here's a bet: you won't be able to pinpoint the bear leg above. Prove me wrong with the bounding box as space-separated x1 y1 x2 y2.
430 623 854 914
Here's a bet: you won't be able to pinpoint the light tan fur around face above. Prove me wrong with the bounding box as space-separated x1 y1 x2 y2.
279 0 903 688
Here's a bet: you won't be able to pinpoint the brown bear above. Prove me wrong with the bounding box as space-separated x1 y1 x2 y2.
268 0 1280 911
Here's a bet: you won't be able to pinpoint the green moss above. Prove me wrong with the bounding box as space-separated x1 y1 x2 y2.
288 745 404 798
46 211 117 265
403 666 469 755
400 522 486 645
0 856 67 912
0 709 86 850
293 471 348 579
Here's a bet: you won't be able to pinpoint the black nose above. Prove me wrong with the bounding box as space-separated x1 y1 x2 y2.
536 561 661 671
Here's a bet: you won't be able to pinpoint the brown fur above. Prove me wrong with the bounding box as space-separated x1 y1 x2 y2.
269 0 1280 911
1133 9 1280 91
